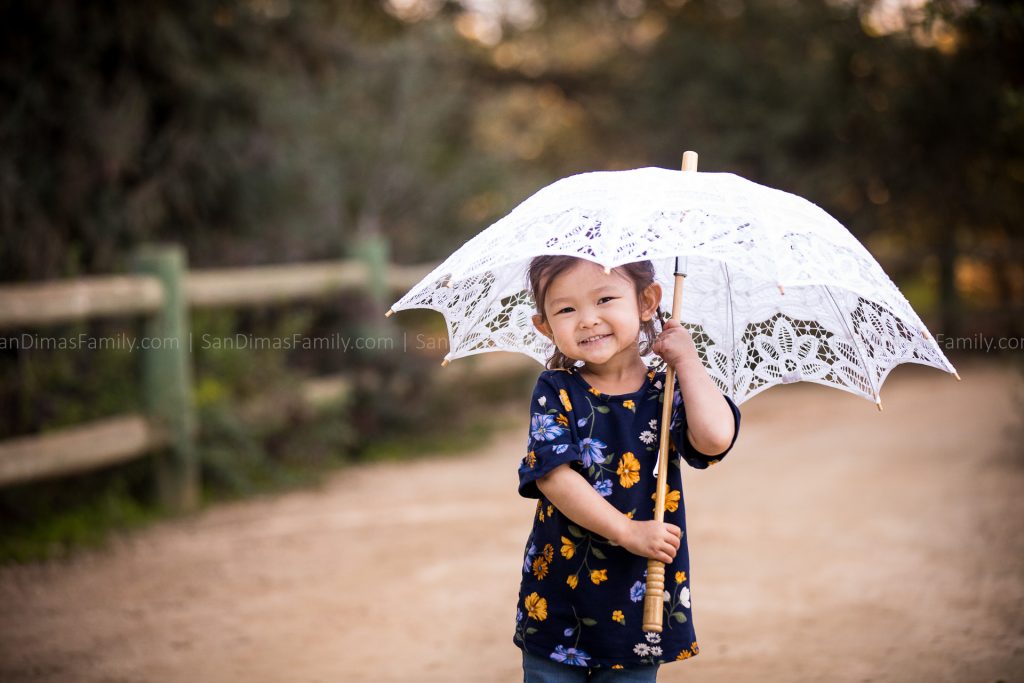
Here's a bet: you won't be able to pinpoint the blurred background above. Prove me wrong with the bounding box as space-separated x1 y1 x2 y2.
0 0 1021 681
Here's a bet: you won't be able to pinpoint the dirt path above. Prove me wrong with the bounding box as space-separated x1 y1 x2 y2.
1 358 1022 683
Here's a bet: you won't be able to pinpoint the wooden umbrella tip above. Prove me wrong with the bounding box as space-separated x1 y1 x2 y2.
385 308 395 318
778 284 786 296
875 399 883 412
953 371 961 381
681 150 699 171
441 358 450 368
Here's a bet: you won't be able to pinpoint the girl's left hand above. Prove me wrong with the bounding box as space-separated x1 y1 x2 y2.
651 318 700 369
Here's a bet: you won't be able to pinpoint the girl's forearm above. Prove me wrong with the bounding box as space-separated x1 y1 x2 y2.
674 358 735 455
536 463 630 543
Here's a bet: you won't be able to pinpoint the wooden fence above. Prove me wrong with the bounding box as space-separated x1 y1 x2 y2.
0 238 441 511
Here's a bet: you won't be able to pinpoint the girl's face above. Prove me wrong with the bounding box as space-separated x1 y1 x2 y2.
532 259 661 368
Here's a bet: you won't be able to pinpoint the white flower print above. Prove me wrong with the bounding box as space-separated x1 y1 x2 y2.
654 381 663 390
645 632 661 644
639 430 656 445
650 646 663 657
633 643 651 656
649 419 658 430
538 395 547 407
680 586 691 609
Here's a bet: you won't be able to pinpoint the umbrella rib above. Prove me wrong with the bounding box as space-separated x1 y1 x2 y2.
721 260 737 402
822 284 879 402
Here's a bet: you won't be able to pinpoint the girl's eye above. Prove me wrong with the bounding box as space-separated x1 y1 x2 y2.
555 306 574 315
598 296 617 304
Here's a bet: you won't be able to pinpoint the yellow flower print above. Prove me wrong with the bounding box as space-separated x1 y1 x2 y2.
560 536 576 560
617 452 640 488
543 543 554 563
525 450 536 468
647 370 655 380
625 510 635 520
556 413 569 427
612 610 625 624
532 555 549 580
537 501 545 522
651 488 681 513
567 574 579 589
546 504 554 518
524 592 548 621
622 399 635 412
691 641 699 655
559 389 573 412
676 649 693 660
675 571 687 584
590 568 608 585
588 387 601 396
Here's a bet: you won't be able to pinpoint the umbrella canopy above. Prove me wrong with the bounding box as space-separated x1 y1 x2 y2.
389 167 957 406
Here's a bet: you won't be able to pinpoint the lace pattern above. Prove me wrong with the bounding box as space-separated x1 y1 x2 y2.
392 168 956 404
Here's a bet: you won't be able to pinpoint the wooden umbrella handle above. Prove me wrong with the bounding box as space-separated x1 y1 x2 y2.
642 150 698 632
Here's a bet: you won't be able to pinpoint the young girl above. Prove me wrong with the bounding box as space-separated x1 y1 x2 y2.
513 255 741 681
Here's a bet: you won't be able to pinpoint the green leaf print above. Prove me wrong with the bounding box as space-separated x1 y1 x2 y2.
567 525 585 538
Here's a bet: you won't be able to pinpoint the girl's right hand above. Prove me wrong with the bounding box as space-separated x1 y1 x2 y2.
618 519 682 564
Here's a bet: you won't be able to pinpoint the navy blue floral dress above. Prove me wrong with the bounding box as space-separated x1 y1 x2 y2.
513 366 741 670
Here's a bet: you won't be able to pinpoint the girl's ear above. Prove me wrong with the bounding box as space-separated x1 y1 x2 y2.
532 314 553 340
639 282 663 321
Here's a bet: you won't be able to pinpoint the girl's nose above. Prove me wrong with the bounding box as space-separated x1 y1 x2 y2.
579 310 600 328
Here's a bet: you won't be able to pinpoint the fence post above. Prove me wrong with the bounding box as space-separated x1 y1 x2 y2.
350 233 391 341
132 244 199 513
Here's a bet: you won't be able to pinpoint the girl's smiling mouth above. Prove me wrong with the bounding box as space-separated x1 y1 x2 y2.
580 334 611 345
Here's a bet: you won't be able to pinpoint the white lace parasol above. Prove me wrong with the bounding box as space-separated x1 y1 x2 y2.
389 167 957 406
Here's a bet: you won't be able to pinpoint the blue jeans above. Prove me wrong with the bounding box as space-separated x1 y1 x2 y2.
522 649 660 683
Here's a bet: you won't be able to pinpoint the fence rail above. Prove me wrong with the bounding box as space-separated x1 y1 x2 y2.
0 239 444 510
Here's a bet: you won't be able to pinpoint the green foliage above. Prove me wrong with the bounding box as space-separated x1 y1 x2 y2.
0 319 143 436
0 459 158 563
0 1 499 278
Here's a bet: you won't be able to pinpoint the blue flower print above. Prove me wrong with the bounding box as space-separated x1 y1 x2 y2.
577 417 587 428
630 580 646 602
523 543 537 573
531 414 566 442
550 644 591 666
669 389 683 431
554 444 569 455
578 437 607 467
593 479 613 497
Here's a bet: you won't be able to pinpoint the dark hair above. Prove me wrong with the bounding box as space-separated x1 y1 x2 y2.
527 255 661 370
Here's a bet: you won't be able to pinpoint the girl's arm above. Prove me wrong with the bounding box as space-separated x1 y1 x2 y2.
653 319 737 456
675 356 736 456
537 463 681 565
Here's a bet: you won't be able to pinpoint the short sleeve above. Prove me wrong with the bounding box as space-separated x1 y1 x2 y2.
517 374 584 499
671 392 741 470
